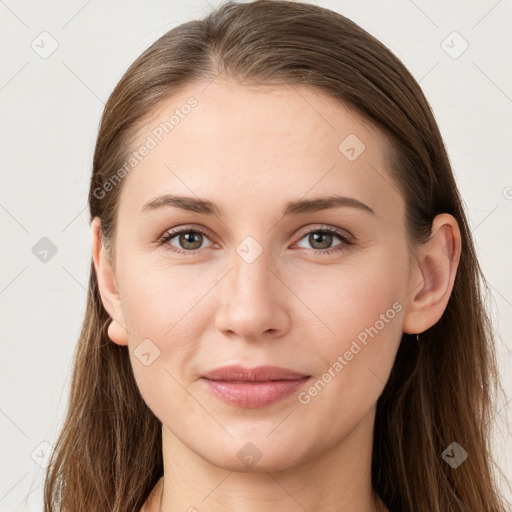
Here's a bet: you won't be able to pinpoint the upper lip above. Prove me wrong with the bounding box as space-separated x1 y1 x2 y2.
201 365 310 382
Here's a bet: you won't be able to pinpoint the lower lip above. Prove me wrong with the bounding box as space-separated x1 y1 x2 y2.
201 377 311 408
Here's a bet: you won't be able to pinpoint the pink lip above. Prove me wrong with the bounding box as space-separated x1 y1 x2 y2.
201 365 311 408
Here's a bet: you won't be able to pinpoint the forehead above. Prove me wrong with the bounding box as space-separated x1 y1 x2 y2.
120 78 403 221
133 78 383 154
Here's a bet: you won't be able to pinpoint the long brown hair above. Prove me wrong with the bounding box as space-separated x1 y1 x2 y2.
43 1 510 511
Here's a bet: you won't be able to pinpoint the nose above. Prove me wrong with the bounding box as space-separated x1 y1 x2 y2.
214 246 290 341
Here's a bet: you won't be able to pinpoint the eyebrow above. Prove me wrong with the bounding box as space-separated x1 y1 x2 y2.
140 194 376 217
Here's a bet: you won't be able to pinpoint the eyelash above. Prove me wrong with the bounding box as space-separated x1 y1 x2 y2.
156 225 354 257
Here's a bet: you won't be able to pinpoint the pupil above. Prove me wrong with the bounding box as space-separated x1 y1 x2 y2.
311 232 331 249
181 232 201 249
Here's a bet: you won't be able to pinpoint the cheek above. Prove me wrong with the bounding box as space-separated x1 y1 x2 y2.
119 256 207 337
295 293 403 442
292 245 406 341
122 276 200 426
117 259 218 408
293 250 405 415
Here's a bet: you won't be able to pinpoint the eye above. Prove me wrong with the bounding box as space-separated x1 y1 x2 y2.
156 224 354 256
156 226 213 255
293 226 353 255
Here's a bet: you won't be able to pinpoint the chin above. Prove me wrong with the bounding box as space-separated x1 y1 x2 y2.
198 435 311 473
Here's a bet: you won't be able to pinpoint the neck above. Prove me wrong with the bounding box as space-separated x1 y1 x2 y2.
145 406 388 512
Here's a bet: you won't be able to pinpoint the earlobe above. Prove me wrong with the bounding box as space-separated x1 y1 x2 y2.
91 217 129 346
402 213 462 335
107 318 129 346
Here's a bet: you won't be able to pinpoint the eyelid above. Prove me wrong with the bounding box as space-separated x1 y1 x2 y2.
294 224 354 243
166 223 215 239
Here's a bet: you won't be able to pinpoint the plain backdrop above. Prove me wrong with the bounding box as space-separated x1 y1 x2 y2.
1 0 511 510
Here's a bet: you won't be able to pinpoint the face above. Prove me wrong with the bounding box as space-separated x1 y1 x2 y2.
97 78 414 471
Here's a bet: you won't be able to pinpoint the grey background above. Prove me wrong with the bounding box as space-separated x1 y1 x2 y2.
1 0 511 510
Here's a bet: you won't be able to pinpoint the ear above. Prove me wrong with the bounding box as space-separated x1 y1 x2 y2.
91 216 129 346
402 213 462 335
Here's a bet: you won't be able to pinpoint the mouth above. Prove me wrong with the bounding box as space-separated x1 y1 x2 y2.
201 364 310 382
200 365 311 408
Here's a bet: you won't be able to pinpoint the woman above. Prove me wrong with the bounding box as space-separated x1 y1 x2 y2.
43 1 510 511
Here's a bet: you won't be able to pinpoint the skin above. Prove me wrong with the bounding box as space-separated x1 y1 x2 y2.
91 77 461 512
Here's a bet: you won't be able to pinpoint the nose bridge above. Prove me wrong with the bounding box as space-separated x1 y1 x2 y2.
214 231 289 338
229 233 276 301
